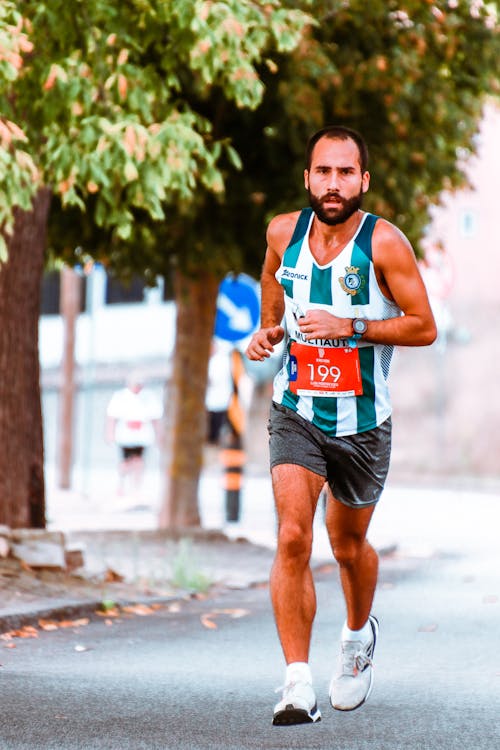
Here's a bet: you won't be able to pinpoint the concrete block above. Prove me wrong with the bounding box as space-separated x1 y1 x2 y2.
10 529 65 545
11 530 66 569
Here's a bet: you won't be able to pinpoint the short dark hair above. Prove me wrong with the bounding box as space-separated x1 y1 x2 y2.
305 125 369 173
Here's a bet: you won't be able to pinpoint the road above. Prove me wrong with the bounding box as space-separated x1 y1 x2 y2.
1 526 499 750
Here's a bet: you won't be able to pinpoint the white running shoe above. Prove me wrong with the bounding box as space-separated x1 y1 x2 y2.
329 615 379 711
273 673 322 725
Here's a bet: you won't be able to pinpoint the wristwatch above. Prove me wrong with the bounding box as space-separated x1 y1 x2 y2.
352 318 368 339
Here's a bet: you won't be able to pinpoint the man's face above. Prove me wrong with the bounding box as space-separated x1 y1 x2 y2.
304 137 370 226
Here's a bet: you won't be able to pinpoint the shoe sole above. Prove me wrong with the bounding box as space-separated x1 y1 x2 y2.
330 615 379 712
273 705 322 726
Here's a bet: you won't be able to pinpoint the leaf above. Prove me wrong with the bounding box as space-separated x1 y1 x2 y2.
96 607 120 618
104 568 124 583
117 74 128 100
38 620 59 631
58 618 90 628
3 626 39 639
115 220 132 240
200 608 250 629
121 604 156 616
200 613 218 630
124 160 139 182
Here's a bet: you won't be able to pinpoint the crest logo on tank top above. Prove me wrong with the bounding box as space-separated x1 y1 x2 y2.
339 266 366 296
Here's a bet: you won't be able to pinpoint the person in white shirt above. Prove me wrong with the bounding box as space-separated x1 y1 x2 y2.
106 372 163 495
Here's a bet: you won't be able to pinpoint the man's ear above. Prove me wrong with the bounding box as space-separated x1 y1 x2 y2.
304 168 310 190
362 171 370 193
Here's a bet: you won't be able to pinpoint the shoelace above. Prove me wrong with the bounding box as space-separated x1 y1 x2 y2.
274 679 311 696
340 641 373 676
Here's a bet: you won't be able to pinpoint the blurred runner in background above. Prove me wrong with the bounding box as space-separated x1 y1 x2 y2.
106 372 163 495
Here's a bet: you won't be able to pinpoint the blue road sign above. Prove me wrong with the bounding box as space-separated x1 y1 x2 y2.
215 274 260 342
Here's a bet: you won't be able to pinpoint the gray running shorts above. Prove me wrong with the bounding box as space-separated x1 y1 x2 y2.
268 401 391 508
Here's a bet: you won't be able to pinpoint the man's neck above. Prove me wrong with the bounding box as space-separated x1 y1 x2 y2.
309 210 365 262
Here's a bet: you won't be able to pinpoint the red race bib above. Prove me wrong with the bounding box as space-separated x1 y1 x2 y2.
289 341 363 397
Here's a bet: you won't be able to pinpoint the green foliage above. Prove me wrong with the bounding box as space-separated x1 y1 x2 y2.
99 597 117 613
1 0 498 273
0 2 39 259
225 0 500 260
283 0 500 250
0 0 310 272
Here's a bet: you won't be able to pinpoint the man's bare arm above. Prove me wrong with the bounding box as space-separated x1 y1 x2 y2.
260 249 285 329
246 213 298 361
298 219 437 346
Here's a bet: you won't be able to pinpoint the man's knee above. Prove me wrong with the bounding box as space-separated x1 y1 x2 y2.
277 520 313 563
331 536 372 568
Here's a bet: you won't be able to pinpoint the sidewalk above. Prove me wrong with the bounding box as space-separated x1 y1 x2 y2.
1 464 499 631
45 463 500 559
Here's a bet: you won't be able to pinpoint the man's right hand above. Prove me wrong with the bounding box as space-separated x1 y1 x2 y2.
245 326 284 361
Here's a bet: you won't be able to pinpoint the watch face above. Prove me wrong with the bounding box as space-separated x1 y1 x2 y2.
353 319 367 334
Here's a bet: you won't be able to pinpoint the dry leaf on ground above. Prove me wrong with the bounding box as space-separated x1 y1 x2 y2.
200 608 250 629
122 604 157 616
104 568 125 583
1 625 39 639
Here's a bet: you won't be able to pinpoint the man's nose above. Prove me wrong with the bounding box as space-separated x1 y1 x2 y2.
326 171 340 191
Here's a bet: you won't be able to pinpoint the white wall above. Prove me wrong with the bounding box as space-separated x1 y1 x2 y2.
40 267 176 369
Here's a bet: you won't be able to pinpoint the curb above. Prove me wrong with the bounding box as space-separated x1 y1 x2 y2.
0 542 398 633
0 528 236 632
0 593 187 633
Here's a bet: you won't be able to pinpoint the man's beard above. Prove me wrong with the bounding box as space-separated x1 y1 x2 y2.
308 189 364 226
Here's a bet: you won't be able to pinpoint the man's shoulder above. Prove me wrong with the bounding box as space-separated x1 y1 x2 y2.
267 210 305 255
372 216 413 262
268 209 303 234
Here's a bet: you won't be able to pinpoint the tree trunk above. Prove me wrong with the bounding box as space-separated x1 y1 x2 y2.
159 269 220 528
0 188 51 528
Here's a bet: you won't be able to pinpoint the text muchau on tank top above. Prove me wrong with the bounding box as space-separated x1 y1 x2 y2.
272 209 401 437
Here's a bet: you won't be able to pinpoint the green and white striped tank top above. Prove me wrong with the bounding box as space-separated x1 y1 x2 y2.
272 208 401 436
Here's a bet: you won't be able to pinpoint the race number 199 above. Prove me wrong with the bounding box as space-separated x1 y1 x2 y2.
289 341 363 397
307 363 341 384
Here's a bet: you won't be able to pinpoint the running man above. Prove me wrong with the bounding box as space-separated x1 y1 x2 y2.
245 126 436 725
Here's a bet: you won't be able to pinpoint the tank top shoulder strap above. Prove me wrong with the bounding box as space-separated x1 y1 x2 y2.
354 213 379 262
282 208 313 268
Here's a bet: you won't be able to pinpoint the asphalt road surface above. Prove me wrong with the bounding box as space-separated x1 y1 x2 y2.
1 533 499 750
